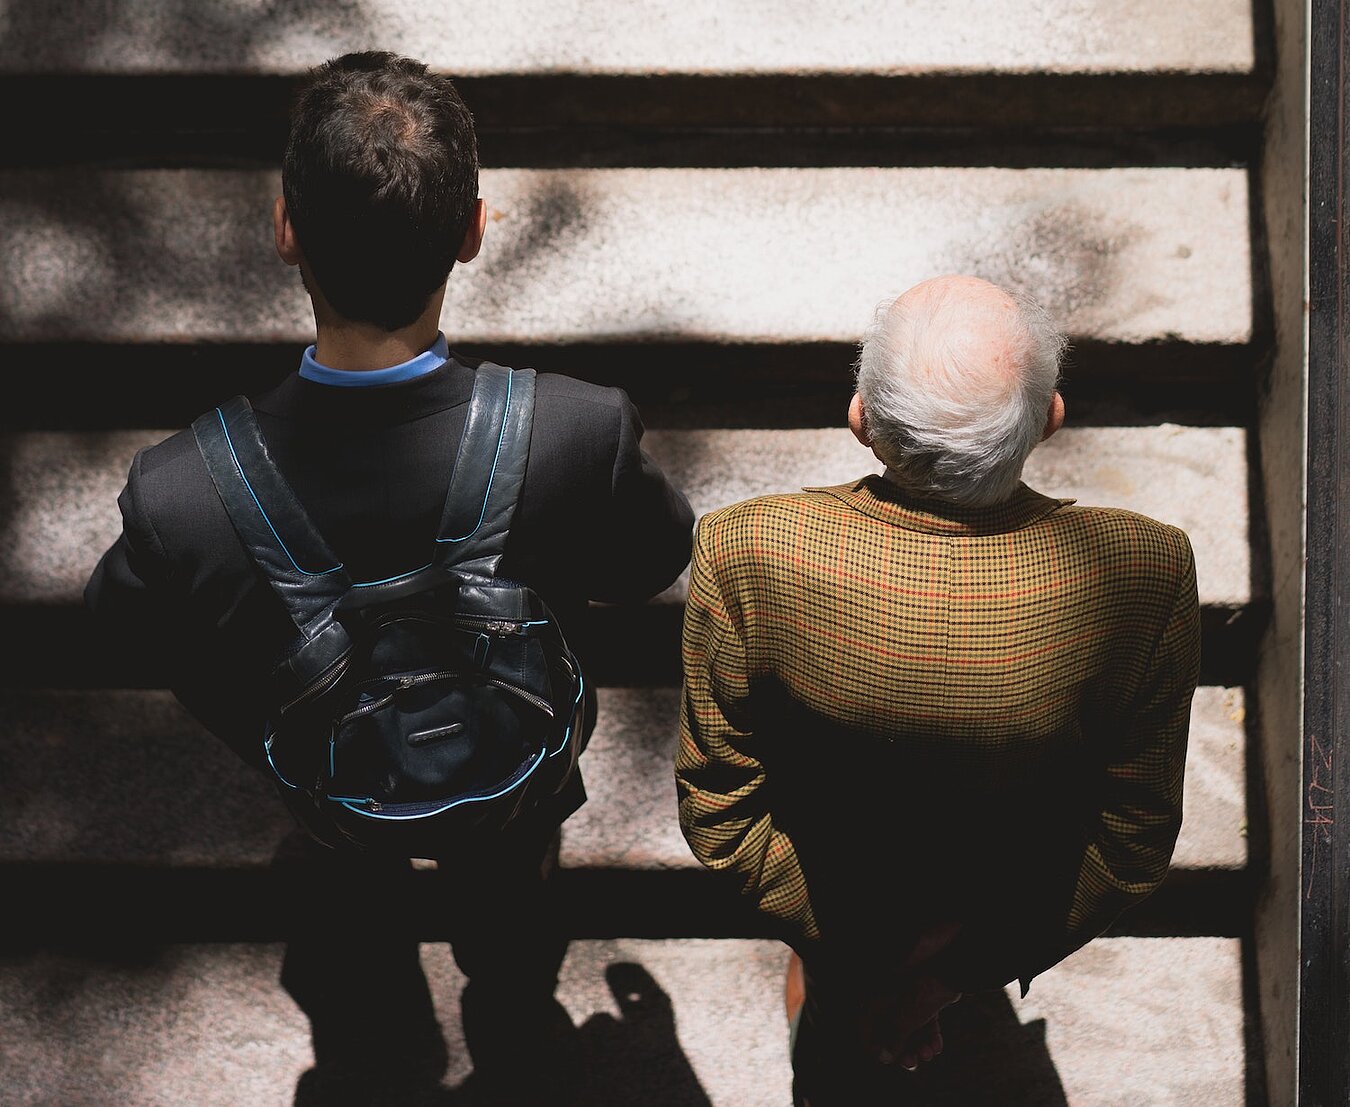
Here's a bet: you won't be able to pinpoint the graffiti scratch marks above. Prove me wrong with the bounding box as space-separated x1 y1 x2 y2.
1306 732 1334 900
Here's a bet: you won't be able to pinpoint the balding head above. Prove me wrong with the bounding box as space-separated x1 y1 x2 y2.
852 275 1066 507
890 275 1025 389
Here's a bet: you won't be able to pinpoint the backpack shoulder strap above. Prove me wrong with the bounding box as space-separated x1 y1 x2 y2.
191 396 351 641
433 362 536 578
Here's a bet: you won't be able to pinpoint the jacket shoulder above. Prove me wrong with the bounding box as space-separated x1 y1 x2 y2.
116 422 238 554
120 424 213 500
695 490 840 544
1046 504 1198 614
528 372 636 455
533 371 631 414
1052 504 1195 568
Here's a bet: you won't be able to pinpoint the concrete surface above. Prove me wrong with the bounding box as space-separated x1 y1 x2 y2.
1252 0 1308 1099
1008 937 1246 1107
0 1 1272 1102
640 423 1253 607
1171 686 1248 871
0 936 1246 1106
0 686 1244 872
0 0 1255 75
0 167 1251 345
1 424 1252 608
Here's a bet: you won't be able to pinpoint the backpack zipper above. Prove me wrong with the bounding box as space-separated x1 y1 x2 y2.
363 610 540 637
485 676 554 716
279 649 352 715
453 614 544 636
339 670 463 723
337 670 555 725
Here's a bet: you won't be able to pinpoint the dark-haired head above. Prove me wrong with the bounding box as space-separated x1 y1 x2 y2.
280 50 480 331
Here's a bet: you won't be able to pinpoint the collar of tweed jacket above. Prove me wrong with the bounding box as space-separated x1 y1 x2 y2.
809 474 1075 537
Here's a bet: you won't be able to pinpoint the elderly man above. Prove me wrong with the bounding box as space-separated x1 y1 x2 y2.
675 274 1200 1105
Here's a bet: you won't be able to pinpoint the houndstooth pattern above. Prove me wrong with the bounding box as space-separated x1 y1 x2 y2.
676 474 1200 987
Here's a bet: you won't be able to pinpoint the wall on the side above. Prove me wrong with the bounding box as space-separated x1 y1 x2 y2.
1255 0 1309 1101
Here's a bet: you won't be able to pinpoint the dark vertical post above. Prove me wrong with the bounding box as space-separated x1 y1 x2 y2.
1303 0 1350 1101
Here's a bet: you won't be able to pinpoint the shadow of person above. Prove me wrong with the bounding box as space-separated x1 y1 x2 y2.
567 962 715 1107
892 988 1070 1107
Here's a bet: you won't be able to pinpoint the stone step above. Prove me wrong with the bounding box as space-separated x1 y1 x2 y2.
1 423 1262 687
0 342 1258 436
0 1 1256 76
573 684 1247 880
0 1 1264 141
2 425 1254 608
0 686 1246 904
0 167 1251 349
0 6 1264 1104
638 424 1256 608
0 935 1247 1106
2 600 1259 696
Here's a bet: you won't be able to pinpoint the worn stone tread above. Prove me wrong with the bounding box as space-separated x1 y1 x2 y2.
0 686 1244 876
4 424 1252 610
0 936 1245 1107
0 167 1250 345
0 2 1255 76
0 6 1266 1106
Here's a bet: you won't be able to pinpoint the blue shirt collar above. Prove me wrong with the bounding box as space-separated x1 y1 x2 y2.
299 332 450 387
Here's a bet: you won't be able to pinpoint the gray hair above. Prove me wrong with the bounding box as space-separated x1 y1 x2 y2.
853 281 1066 507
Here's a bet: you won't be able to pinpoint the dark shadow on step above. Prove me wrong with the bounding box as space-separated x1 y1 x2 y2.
446 961 714 1107
877 990 1071 1107
560 962 714 1107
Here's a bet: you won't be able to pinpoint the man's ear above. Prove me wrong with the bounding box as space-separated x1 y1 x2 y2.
273 197 302 267
1042 390 1065 441
457 199 488 264
848 392 872 448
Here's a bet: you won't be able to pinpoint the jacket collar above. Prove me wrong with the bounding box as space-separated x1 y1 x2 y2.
252 350 480 426
810 473 1073 536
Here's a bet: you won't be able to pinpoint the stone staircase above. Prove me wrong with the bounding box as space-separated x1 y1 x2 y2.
0 4 1272 1104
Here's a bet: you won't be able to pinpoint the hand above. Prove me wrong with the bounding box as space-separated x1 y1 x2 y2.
898 1017 944 1071
858 920 964 1070
859 970 962 1069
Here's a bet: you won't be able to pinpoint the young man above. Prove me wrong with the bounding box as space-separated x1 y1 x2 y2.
85 50 694 1103
676 275 1200 1105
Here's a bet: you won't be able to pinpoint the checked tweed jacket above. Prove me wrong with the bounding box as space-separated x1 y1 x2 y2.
676 474 1201 993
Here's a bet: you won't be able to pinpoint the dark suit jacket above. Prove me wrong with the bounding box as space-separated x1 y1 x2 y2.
85 353 695 801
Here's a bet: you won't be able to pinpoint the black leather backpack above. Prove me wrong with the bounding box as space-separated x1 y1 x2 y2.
191 363 585 856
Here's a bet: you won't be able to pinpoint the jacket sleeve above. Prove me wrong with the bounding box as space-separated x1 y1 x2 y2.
584 390 695 604
84 451 270 771
84 450 184 684
998 529 1202 992
675 511 820 945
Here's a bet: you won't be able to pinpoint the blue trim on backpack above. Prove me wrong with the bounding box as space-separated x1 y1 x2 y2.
264 729 301 790
332 746 548 819
549 673 585 757
215 408 344 577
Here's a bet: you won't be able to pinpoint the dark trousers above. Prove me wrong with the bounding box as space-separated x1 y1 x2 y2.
276 815 569 1092
791 954 925 1107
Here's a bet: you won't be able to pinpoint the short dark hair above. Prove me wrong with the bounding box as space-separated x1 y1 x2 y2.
282 51 479 331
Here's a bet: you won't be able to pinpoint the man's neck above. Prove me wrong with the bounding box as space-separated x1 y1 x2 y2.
312 320 443 372
307 280 450 371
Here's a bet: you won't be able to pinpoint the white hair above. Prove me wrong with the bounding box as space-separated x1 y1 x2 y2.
853 280 1066 507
